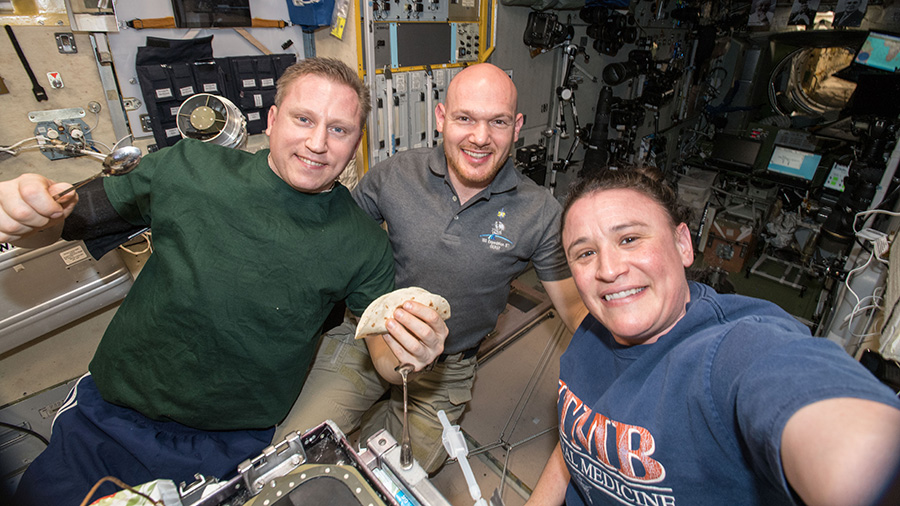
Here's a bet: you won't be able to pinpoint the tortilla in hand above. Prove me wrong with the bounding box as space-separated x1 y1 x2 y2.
355 287 451 339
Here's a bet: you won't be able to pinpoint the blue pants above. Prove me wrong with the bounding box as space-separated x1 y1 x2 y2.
13 374 274 506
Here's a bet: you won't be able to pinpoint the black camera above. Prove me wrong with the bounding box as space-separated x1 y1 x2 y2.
602 49 652 85
523 11 573 49
609 98 645 129
642 66 681 108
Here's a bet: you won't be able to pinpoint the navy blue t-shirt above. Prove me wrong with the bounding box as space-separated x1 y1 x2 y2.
558 282 900 505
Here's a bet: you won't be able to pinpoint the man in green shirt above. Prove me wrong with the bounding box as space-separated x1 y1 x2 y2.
1 57 448 506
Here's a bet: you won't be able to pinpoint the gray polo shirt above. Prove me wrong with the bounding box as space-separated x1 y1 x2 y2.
353 145 571 353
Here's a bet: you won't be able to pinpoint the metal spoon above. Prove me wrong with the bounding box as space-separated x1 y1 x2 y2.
53 146 142 200
396 363 414 469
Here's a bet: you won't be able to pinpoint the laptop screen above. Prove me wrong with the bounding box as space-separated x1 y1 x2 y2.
767 146 822 181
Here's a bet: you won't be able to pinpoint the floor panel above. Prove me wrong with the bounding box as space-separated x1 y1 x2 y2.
430 314 572 506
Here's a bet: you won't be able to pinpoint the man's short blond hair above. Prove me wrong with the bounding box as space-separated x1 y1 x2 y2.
275 57 371 127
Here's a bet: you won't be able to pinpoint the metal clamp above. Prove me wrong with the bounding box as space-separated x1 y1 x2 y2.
238 430 308 493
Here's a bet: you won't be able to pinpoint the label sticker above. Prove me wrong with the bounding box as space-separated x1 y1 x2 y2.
203 83 218 92
47 71 63 89
60 245 88 266
156 88 173 99
179 86 195 97
242 78 257 88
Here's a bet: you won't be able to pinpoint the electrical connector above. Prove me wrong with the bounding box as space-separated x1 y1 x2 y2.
857 228 888 243
857 228 891 264
874 235 891 259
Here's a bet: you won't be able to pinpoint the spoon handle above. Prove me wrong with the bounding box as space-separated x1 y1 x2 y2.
53 173 103 201
396 363 414 470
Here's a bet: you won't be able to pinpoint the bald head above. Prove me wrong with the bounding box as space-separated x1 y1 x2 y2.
447 63 519 113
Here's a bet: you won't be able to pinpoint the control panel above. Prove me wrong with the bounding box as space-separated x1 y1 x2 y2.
452 22 479 63
370 66 461 163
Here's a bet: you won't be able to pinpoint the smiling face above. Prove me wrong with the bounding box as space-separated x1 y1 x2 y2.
265 74 363 193
563 188 694 346
435 64 524 200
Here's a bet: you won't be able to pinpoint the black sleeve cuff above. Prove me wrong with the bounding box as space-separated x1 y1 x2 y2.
61 178 148 260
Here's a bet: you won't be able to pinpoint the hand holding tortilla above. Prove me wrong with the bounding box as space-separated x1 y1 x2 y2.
356 287 451 379
355 287 451 339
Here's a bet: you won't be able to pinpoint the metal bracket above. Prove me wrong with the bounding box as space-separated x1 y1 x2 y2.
139 114 153 133
28 107 85 123
237 430 308 494
90 33 130 141
122 97 142 111
55 32 77 53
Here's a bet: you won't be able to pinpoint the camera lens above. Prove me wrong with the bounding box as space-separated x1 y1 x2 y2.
603 61 639 85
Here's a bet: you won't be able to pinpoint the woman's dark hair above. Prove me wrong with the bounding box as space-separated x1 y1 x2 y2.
562 166 692 235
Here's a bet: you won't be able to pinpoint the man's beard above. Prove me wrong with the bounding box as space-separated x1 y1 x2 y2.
445 146 509 188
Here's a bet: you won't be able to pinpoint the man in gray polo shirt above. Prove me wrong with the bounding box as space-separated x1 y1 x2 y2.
279 63 587 472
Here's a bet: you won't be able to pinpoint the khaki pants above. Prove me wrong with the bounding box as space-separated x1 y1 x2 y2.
276 317 477 473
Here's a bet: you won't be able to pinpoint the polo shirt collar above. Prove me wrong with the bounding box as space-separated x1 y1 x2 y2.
427 144 519 197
